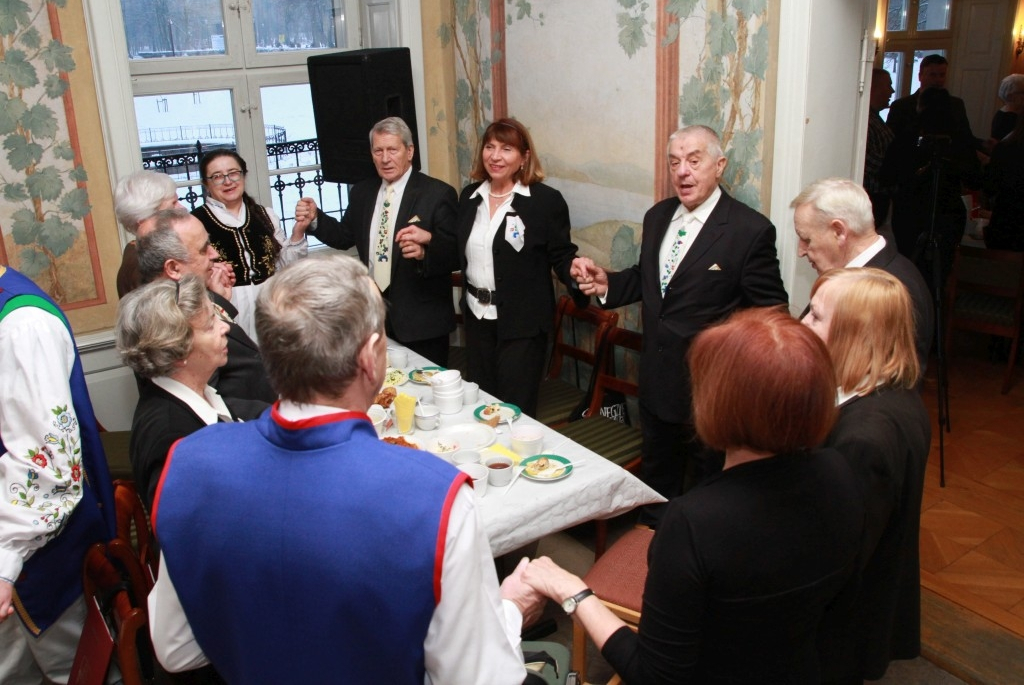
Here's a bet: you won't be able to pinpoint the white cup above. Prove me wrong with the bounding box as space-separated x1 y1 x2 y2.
367 404 388 437
510 425 544 458
462 381 479 405
457 463 488 497
414 403 441 431
433 391 464 414
452 449 480 465
388 347 409 368
485 455 514 486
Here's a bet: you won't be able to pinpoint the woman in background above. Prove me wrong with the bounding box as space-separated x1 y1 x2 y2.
803 267 930 683
116 275 266 511
113 170 183 297
455 118 587 416
193 150 307 339
523 308 863 684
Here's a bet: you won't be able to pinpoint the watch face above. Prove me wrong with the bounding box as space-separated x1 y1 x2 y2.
561 598 575 614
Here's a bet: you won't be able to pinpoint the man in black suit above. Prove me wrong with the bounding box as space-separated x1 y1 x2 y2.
137 208 277 403
295 117 458 366
571 125 788 525
791 177 933 372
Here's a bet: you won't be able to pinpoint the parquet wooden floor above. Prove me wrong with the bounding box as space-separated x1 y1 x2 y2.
921 332 1024 642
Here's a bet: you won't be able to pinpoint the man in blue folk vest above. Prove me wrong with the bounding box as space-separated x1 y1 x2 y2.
0 264 116 683
148 254 543 684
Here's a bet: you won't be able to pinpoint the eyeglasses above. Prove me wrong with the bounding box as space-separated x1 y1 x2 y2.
205 170 244 185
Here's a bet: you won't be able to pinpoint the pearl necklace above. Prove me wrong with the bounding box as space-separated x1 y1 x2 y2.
489 188 514 199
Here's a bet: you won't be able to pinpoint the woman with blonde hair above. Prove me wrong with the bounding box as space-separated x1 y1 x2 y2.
803 267 930 683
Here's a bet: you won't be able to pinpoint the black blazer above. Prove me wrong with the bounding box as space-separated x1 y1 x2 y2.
605 189 788 423
456 181 587 341
309 171 459 343
208 291 277 404
865 235 934 371
129 380 267 511
820 387 931 681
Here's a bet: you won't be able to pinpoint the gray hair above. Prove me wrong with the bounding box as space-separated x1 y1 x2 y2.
998 74 1024 103
116 274 207 378
137 208 191 283
667 125 725 160
255 255 386 403
369 116 414 148
113 171 178 234
790 177 875 237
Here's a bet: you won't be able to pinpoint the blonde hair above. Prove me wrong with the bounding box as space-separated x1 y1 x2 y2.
811 268 920 394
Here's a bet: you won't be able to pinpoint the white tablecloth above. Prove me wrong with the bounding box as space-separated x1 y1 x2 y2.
384 342 665 556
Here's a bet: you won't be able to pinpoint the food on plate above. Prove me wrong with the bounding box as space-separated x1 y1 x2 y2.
434 439 458 453
383 368 406 387
484 414 501 428
525 457 566 479
481 403 503 417
373 386 397 408
411 368 440 383
382 436 419 449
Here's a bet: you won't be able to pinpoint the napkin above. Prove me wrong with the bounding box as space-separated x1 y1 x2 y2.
482 443 522 465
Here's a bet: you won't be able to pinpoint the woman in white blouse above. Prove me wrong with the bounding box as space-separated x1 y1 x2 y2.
116 274 267 511
192 150 307 340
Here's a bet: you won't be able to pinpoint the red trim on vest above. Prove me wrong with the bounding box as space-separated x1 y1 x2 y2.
269 402 370 429
434 473 472 604
151 437 184 537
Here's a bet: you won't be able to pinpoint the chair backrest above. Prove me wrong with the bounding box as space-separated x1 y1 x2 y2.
547 295 619 381
949 245 1024 336
585 327 642 417
113 479 157 592
72 543 151 685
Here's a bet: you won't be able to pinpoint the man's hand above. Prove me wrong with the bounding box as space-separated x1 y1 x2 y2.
570 257 609 297
395 225 432 261
0 580 15 624
498 557 546 628
294 197 318 233
207 261 234 301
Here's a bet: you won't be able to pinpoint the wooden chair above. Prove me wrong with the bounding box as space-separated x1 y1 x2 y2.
534 296 619 427
112 479 158 593
946 245 1024 393
70 543 152 685
571 526 653 677
555 326 642 556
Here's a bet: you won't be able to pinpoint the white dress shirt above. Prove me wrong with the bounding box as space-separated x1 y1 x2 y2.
465 181 529 321
846 234 886 268
151 376 234 425
657 186 722 284
0 306 81 585
148 400 527 684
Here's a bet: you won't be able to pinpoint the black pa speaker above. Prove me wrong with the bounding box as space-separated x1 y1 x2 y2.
307 48 420 184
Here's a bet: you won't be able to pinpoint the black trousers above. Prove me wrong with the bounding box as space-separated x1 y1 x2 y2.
637 402 704 527
463 314 547 417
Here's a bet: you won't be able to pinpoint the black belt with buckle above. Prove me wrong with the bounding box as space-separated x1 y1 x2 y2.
465 282 495 305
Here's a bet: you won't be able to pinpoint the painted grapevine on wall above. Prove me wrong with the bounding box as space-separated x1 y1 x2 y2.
0 0 94 303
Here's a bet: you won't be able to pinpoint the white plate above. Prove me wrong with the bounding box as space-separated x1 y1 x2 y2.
382 368 408 388
438 423 497 451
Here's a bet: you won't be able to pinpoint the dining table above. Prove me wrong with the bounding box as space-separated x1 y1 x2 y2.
381 341 665 557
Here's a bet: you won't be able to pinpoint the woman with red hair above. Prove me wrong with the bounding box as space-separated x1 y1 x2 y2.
523 308 864 683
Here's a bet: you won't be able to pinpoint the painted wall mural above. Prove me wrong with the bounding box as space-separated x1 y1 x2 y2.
0 0 104 309
435 0 772 332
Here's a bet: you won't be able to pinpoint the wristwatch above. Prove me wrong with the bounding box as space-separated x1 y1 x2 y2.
561 588 595 615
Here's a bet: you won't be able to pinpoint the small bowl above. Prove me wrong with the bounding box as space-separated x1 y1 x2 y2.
452 449 480 465
414 404 441 431
427 437 460 458
429 369 463 389
457 462 488 497
485 455 515 486
511 425 544 458
434 393 464 414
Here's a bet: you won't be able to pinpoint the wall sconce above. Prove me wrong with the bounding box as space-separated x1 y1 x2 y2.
1017 25 1024 58
874 28 882 56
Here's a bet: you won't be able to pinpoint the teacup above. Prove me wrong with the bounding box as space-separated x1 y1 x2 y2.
462 381 480 405
387 347 409 368
414 403 441 431
452 449 480 466
485 455 514 486
367 404 388 437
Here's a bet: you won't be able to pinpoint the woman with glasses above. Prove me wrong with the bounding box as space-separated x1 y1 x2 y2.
193 149 308 340
116 274 268 512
